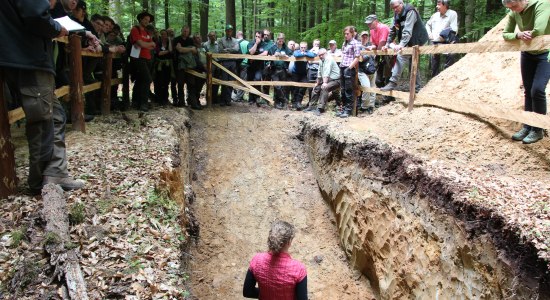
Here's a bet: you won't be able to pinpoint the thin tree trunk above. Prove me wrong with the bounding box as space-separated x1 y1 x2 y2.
187 0 192 29
200 0 209 39
241 0 246 36
164 0 169 29
142 0 149 11
308 0 315 29
465 0 475 42
226 0 236 31
384 0 390 18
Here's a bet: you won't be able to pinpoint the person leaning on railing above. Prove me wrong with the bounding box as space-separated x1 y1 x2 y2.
502 0 550 144
0 0 85 194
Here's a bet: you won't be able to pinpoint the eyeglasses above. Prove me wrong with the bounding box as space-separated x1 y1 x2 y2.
391 4 401 10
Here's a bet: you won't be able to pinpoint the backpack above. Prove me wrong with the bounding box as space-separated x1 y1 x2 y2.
359 54 376 75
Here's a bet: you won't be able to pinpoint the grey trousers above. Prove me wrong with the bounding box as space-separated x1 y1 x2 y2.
4 68 68 190
389 53 421 90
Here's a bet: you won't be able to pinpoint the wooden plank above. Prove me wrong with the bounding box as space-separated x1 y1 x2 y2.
68 34 85 133
101 53 113 115
212 60 274 105
8 108 25 125
0 71 17 198
55 86 70 98
408 46 420 112
82 82 102 94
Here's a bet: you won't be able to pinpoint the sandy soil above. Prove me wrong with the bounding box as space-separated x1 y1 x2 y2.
187 106 375 299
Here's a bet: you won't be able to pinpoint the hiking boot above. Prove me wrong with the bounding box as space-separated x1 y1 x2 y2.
512 127 530 141
380 81 397 92
365 107 374 115
522 130 544 144
43 176 85 191
339 110 351 118
312 108 322 116
275 103 284 110
303 106 314 112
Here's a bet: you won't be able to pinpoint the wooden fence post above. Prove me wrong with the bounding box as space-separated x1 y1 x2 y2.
101 52 113 115
353 69 359 117
206 53 213 107
0 71 17 199
408 45 420 112
68 34 85 132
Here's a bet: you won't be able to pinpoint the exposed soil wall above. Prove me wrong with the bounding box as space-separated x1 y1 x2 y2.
301 121 549 299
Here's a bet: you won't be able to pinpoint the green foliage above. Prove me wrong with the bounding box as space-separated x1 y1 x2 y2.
43 232 61 246
8 228 26 248
69 202 86 225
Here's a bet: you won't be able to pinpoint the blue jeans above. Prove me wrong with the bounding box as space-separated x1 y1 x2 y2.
520 51 550 131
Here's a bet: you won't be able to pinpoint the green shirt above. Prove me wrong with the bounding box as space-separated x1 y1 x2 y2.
317 56 340 81
502 0 550 55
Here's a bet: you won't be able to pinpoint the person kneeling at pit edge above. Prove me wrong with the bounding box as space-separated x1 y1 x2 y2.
303 48 341 116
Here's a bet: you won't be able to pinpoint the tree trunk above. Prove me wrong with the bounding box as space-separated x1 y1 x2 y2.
0 71 17 199
200 0 209 41
241 0 246 36
164 0 169 29
186 0 192 30
142 0 149 11
226 0 236 31
384 0 390 18
465 0 475 42
308 0 315 29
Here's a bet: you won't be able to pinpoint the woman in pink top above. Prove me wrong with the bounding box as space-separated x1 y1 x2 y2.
243 220 308 300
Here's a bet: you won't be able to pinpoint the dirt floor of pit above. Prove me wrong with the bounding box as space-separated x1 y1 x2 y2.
186 105 376 299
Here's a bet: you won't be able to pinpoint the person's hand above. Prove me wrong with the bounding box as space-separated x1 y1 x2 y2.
321 82 328 90
517 31 533 41
392 44 402 52
255 37 262 44
381 45 388 51
117 45 126 53
57 26 68 38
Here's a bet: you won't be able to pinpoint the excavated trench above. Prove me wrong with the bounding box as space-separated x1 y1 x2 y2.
299 121 549 299
182 107 548 299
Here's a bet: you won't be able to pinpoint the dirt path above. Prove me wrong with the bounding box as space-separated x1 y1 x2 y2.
188 105 375 299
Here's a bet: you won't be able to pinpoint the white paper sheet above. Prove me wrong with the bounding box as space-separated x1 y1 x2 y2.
130 45 141 58
53 16 85 32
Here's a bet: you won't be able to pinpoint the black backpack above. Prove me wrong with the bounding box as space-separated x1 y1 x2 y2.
359 54 376 75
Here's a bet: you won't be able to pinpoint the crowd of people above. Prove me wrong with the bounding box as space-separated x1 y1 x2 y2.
121 0 463 118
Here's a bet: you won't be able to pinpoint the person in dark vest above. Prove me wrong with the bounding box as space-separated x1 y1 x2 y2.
0 0 85 194
380 0 429 92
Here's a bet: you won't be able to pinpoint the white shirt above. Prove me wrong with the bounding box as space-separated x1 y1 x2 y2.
426 9 458 42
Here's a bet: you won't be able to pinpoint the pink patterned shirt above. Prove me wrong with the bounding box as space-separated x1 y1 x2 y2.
370 23 390 48
249 252 307 300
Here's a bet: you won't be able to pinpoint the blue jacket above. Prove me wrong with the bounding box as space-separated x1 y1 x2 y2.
0 0 62 74
292 50 316 75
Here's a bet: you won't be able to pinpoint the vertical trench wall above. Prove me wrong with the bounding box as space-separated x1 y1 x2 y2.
301 123 548 299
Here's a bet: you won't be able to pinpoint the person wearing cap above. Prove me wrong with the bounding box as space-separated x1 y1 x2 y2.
327 40 342 57
364 14 392 97
426 0 458 77
304 48 341 116
217 25 241 106
380 0 429 92
267 33 293 109
357 31 376 114
129 11 156 111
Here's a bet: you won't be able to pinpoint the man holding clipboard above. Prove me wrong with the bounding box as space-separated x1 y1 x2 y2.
0 0 85 194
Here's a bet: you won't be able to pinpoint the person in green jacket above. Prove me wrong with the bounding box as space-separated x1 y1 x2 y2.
502 0 550 144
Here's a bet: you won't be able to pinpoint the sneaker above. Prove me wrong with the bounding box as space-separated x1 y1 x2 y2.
512 127 530 141
522 130 544 144
380 81 397 92
43 176 85 191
